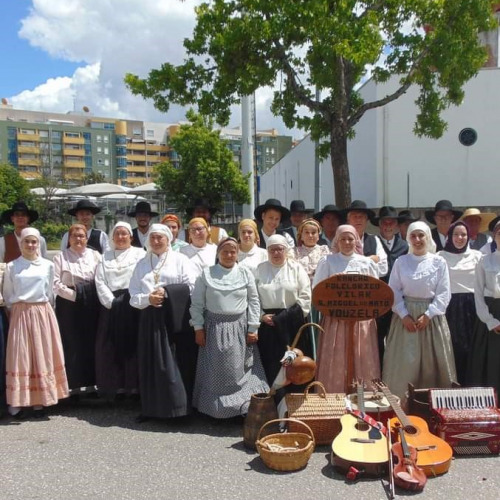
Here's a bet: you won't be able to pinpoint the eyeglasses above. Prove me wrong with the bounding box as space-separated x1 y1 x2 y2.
189 226 207 233
268 246 285 253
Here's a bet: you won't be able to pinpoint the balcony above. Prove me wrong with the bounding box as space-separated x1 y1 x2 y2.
63 148 85 156
126 166 147 173
127 154 147 162
18 157 41 166
64 160 85 169
63 136 84 145
17 146 40 154
127 143 146 151
17 133 40 141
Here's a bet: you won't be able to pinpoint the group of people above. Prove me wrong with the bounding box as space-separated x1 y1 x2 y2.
1 195 499 423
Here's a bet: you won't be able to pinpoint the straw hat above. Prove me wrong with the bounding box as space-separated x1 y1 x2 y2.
460 208 497 234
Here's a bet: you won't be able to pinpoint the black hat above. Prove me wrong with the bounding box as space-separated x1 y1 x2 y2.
254 199 290 220
397 210 420 224
1 201 39 224
128 201 158 217
313 204 343 222
425 200 463 225
289 200 313 214
488 215 500 233
187 198 217 216
373 206 399 227
67 199 101 216
342 200 376 221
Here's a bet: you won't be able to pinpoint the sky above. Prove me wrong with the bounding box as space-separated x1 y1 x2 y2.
0 0 295 136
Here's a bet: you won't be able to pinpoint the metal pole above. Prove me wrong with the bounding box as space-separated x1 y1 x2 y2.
314 87 321 211
241 94 255 218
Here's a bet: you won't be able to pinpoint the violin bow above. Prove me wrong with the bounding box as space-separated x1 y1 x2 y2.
387 418 395 499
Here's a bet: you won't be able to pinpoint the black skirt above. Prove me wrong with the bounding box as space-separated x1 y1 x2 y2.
56 281 100 389
467 297 500 394
445 292 476 385
137 305 188 418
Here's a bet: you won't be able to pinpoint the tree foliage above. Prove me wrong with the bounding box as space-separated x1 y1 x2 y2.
125 0 495 207
83 171 106 185
0 163 32 215
155 109 250 215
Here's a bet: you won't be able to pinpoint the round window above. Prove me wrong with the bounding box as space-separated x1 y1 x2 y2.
459 128 477 146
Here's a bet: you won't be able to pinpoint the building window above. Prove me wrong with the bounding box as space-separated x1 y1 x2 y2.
147 129 154 137
97 135 102 142
104 147 109 155
104 159 109 166
97 146 102 153
103 135 109 143
65 132 80 138
133 127 142 136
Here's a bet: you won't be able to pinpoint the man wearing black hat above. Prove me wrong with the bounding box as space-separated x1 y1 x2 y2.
425 200 463 251
0 202 48 262
313 204 343 247
285 200 314 244
188 198 228 243
61 199 109 254
343 200 388 277
128 201 158 249
397 209 420 241
254 199 295 249
374 206 409 366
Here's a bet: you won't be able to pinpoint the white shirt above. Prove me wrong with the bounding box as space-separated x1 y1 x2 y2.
312 252 379 289
190 263 261 332
361 233 388 277
438 249 482 294
474 251 500 331
389 253 451 319
254 259 311 317
95 246 146 309
60 228 110 253
180 243 217 277
0 232 48 262
3 256 54 307
53 248 101 302
238 244 268 273
129 250 197 309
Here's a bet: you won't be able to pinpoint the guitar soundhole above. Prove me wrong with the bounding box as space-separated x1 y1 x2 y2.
355 422 369 431
404 425 417 435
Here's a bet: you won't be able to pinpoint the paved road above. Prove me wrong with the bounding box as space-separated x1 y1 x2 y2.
1 398 498 500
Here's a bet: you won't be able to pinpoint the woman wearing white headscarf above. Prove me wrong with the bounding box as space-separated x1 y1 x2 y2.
4 228 68 419
95 222 146 399
129 224 197 422
254 234 311 388
312 224 379 393
382 221 456 405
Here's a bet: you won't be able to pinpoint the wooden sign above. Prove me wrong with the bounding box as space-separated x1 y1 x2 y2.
312 274 394 321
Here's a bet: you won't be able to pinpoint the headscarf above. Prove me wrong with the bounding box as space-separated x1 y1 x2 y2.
145 223 173 253
20 227 41 257
108 221 133 250
187 217 212 244
161 213 181 228
297 218 322 247
406 221 436 254
267 234 289 249
443 221 469 254
217 236 239 254
491 221 500 253
331 224 362 255
238 219 260 245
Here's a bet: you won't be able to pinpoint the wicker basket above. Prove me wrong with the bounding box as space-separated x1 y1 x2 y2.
256 418 315 471
285 381 346 445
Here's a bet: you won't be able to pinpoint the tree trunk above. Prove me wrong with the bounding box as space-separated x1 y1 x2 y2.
330 128 351 208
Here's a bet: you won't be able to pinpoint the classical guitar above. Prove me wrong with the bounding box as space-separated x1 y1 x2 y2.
375 381 453 477
331 382 389 476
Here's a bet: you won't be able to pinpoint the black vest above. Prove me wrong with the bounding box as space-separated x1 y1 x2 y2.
258 228 288 249
131 227 147 249
379 233 409 282
431 227 445 252
363 233 377 257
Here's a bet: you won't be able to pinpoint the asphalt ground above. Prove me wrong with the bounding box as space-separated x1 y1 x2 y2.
0 396 499 500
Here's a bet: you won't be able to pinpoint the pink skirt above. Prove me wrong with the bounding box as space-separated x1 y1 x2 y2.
316 316 380 393
5 302 69 408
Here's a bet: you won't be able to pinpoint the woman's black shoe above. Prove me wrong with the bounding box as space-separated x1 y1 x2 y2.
12 410 27 420
33 409 48 419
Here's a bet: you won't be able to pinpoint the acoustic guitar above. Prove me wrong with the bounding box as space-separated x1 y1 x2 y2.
331 382 389 476
374 381 452 477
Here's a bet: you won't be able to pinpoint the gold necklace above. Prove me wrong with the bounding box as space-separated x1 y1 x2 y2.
150 252 168 285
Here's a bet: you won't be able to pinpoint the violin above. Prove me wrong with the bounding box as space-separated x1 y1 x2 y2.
392 427 427 492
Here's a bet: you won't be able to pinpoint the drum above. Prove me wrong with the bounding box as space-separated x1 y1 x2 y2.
346 391 398 422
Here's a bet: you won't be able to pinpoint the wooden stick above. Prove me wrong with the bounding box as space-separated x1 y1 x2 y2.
387 418 395 499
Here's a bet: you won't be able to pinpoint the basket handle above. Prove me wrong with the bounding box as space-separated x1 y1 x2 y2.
304 381 327 399
256 418 316 446
290 322 324 350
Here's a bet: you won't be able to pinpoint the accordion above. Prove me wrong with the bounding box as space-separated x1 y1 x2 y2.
430 387 500 455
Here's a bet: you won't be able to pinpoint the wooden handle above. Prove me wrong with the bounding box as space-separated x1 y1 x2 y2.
256 418 315 446
304 381 327 399
290 322 324 349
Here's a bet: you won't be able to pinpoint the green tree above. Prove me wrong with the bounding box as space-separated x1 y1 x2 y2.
125 0 495 208
0 163 32 214
83 171 106 185
156 109 250 215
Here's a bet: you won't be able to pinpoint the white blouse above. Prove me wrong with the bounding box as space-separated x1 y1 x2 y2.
3 257 54 307
53 248 101 302
474 251 500 331
95 246 146 309
129 250 197 309
254 259 311 317
389 253 451 320
180 243 217 277
295 244 331 283
238 244 268 273
312 252 379 289
438 249 482 294
190 264 261 332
